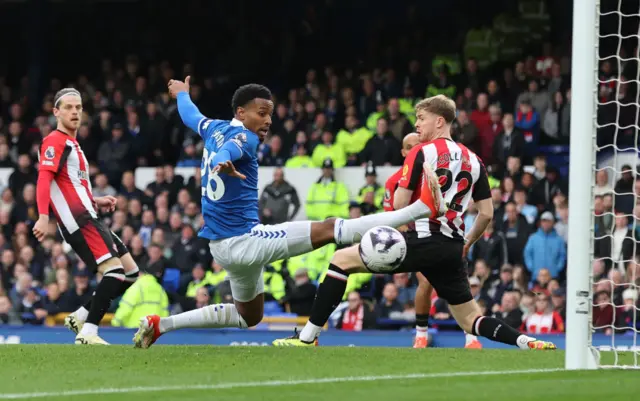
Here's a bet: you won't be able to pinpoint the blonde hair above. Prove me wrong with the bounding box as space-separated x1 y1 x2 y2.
415 94 456 123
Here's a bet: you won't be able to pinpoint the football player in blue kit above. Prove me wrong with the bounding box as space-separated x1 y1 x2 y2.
134 76 445 348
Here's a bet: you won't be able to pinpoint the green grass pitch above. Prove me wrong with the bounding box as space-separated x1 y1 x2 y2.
1 346 638 400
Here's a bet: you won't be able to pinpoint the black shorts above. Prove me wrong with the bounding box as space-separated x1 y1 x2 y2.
393 231 472 305
59 218 129 272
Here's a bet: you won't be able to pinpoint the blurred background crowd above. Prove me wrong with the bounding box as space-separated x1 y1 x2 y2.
0 0 639 335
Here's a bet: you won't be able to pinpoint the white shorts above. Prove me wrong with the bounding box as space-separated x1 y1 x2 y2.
209 221 313 302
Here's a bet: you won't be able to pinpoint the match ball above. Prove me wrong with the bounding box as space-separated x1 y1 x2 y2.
358 226 407 273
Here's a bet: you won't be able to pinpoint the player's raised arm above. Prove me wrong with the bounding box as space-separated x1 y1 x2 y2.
168 76 209 137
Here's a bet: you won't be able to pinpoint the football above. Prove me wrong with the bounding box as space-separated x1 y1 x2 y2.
358 226 407 273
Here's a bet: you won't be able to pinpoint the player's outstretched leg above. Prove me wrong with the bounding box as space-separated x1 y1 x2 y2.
413 273 432 348
66 255 139 336
311 162 446 249
449 301 556 350
273 245 366 346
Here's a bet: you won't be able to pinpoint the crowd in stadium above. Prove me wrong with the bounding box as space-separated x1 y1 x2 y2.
0 0 639 336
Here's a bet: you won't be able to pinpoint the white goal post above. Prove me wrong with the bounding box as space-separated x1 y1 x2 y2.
566 0 600 370
566 0 640 370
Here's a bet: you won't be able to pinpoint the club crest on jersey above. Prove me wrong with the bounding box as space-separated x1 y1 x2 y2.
45 146 55 160
401 164 409 177
384 189 391 200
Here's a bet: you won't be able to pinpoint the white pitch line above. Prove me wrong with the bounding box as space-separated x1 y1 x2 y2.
0 368 564 399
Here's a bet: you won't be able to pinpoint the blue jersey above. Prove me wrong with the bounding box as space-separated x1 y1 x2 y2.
196 118 261 240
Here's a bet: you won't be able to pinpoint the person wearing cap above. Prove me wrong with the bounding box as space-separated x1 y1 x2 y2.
524 211 566 282
356 163 385 214
335 115 373 166
311 131 346 168
305 158 350 220
112 265 169 329
620 288 639 328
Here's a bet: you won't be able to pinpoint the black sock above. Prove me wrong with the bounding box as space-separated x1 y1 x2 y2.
472 316 522 346
308 264 349 327
86 268 125 325
121 268 140 293
82 269 138 314
416 313 429 328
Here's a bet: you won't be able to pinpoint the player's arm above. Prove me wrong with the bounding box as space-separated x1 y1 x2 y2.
33 136 65 241
169 76 214 140
394 146 425 210
463 164 493 255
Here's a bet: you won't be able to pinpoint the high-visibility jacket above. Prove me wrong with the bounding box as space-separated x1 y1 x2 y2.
285 155 314 168
464 27 497 69
264 260 286 300
305 178 350 220
311 144 346 168
287 243 337 281
112 274 169 328
357 183 385 211
398 98 419 125
335 127 373 156
185 271 227 298
431 54 461 76
366 111 385 131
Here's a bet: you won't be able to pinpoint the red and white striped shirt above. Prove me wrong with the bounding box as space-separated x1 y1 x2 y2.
397 138 491 240
38 130 97 234
522 311 565 334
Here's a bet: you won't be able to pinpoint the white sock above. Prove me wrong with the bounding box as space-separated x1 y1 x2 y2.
299 322 323 343
158 304 248 334
79 322 98 336
465 333 478 345
516 334 535 350
334 200 430 244
74 307 89 321
415 326 429 339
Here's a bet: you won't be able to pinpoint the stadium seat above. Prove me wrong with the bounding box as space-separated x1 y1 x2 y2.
263 301 283 315
162 268 181 293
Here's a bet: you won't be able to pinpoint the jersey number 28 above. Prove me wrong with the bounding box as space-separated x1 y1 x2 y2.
435 168 472 213
202 148 226 201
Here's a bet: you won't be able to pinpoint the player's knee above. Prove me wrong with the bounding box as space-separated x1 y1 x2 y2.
310 218 337 248
330 247 361 273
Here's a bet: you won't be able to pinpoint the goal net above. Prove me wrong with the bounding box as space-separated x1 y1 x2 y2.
567 0 640 370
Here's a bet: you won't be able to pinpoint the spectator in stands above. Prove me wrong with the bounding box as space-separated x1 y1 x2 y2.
451 109 478 152
531 166 566 210
305 159 350 220
490 187 505 224
517 79 550 119
514 99 540 162
176 138 201 167
554 201 569 243
471 222 508 274
93 173 117 198
261 135 287 167
491 291 523 329
524 211 567 281
476 104 503 165
0 143 14 168
143 243 169 277
0 295 20 325
384 98 413 142
614 165 636 214
493 113 525 170
376 282 404 319
361 118 402 167
280 268 316 316
10 184 37 229
594 169 613 196
120 171 146 201
98 124 131 184
505 156 523 183
259 168 300 224
619 288 639 329
391 273 416 306
470 93 491 135
0 188 14 216
599 211 635 275
521 293 564 334
543 91 564 141
531 268 552 294
171 224 206 276
9 154 36 200
490 264 516 305
311 131 346 168
592 290 615 335
551 288 566 322
500 201 531 266
336 291 376 331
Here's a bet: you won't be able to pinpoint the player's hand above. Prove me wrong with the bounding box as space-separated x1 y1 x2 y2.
168 76 191 99
213 160 246 180
32 216 49 242
95 196 117 212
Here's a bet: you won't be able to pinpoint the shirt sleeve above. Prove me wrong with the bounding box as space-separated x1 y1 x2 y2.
229 130 259 160
397 146 425 191
38 134 67 174
383 173 398 211
472 162 492 201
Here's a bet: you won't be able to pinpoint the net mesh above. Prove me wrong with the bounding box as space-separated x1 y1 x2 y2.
593 0 640 369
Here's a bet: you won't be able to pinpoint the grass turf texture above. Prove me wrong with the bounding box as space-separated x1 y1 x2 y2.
1 346 638 400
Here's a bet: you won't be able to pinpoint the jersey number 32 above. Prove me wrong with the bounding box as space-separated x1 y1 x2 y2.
202 148 226 201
